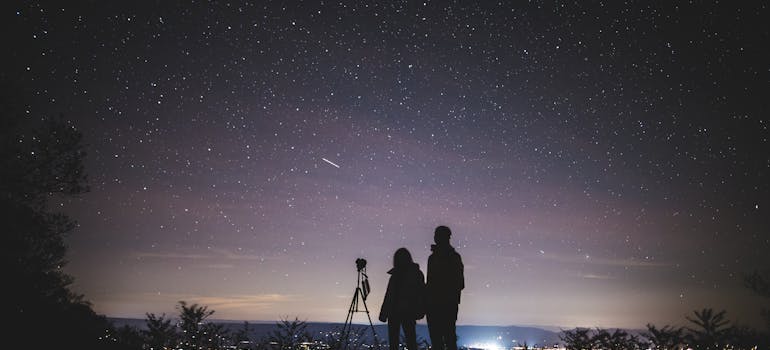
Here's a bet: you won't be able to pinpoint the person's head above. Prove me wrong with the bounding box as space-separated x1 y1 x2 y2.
393 247 414 268
434 225 452 245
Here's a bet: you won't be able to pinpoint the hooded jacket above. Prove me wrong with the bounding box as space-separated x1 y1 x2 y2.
426 243 464 306
379 262 426 321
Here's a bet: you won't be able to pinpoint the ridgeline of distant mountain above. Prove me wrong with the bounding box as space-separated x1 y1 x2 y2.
109 318 563 347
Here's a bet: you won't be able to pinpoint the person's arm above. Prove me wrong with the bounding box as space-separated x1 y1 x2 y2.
379 277 393 322
426 255 433 287
458 254 465 291
416 270 426 319
455 254 464 304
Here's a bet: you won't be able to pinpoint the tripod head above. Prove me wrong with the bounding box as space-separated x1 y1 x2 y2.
355 258 367 272
354 258 371 300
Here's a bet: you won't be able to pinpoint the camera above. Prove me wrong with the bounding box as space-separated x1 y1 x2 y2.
355 258 367 271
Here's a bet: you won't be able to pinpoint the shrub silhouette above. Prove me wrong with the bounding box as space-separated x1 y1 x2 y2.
177 301 229 349
144 312 178 349
643 324 685 350
592 328 644 350
560 327 594 350
266 317 314 350
685 308 732 349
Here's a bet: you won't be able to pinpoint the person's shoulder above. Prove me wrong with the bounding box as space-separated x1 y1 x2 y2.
413 266 425 278
451 250 463 261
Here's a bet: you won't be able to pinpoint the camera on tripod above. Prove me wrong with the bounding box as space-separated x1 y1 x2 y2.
355 258 367 272
341 257 378 350
355 258 370 300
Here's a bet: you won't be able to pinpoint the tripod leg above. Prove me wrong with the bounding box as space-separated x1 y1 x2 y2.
358 288 380 350
341 288 360 350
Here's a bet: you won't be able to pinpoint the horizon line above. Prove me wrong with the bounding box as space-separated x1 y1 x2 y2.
106 316 648 331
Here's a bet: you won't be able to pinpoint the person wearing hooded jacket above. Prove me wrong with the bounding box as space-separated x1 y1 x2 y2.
379 247 426 350
426 225 464 350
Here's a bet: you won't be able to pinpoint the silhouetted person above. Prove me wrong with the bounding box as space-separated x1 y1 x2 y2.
426 225 464 350
379 247 426 350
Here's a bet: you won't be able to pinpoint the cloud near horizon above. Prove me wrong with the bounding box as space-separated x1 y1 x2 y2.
536 252 671 268
134 247 286 263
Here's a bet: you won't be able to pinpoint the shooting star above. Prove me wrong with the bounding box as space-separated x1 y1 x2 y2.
321 157 340 168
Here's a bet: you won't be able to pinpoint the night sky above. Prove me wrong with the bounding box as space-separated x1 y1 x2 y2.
5 1 769 329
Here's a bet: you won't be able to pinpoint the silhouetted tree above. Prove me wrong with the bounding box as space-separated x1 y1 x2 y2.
1 102 111 348
685 308 732 350
592 328 644 350
266 318 314 350
560 328 594 350
144 312 178 349
177 300 229 349
643 324 685 350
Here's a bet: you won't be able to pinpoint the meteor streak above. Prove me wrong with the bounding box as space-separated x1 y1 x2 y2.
321 157 340 168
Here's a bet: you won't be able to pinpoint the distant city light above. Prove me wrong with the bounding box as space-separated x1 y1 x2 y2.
469 342 503 350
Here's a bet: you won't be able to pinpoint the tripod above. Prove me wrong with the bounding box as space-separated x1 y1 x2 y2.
340 258 379 350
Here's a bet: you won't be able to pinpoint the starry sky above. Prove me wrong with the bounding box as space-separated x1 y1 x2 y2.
4 1 769 329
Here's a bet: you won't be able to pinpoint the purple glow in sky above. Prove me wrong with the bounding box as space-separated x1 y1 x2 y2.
5 1 769 329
